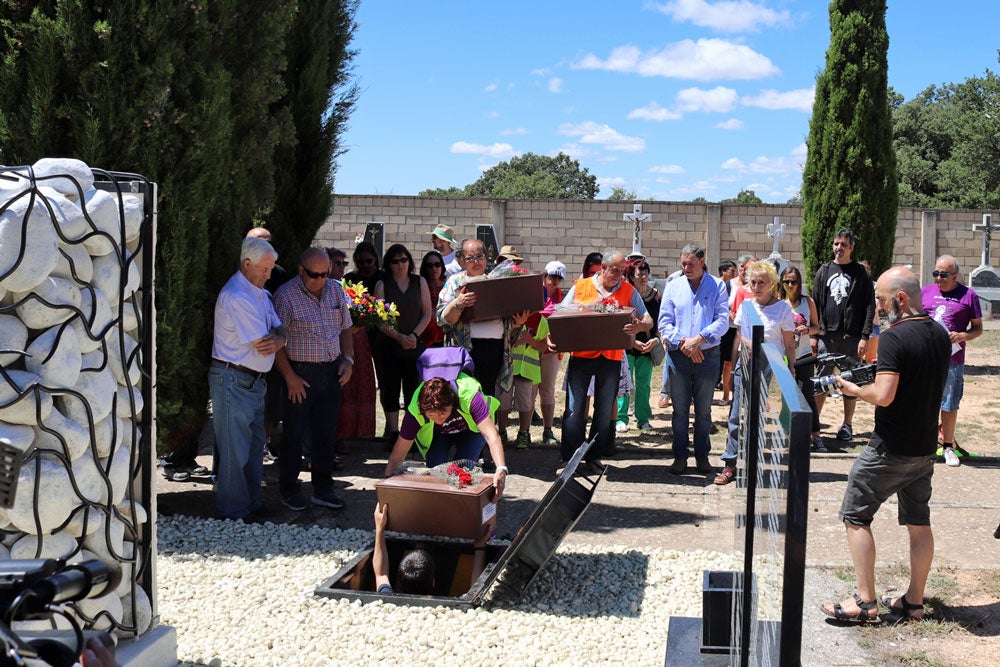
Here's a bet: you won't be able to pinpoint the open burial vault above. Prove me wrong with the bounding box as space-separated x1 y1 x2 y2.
315 441 604 609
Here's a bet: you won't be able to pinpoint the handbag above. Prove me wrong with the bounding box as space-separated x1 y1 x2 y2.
648 337 666 366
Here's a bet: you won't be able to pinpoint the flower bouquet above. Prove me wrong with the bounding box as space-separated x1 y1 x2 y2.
426 459 483 488
342 280 399 331
487 259 530 278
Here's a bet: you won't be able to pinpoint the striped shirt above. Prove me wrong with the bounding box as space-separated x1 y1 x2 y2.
273 276 352 363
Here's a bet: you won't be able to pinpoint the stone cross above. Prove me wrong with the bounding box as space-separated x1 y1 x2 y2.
972 213 997 267
623 203 651 257
766 217 786 259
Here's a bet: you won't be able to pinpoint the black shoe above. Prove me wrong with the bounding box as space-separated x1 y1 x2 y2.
281 492 308 511
191 464 210 476
244 504 277 524
695 457 713 474
163 467 190 482
311 490 345 510
669 458 688 475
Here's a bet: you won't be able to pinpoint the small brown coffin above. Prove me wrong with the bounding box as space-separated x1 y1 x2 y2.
546 309 635 353
459 273 543 322
375 473 497 540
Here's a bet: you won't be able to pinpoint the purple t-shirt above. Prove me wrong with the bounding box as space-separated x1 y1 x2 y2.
399 390 490 441
921 283 981 364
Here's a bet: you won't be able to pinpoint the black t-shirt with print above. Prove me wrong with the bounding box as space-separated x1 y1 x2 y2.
870 315 951 456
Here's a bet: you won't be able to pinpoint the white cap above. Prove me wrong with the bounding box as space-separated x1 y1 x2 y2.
544 261 566 279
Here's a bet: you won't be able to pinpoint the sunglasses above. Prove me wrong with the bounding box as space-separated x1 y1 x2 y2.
931 271 954 278
426 261 443 268
782 279 799 285
331 260 349 267
463 253 487 262
388 257 410 265
303 268 329 279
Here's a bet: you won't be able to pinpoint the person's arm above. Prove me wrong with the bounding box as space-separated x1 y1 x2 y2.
806 296 820 335
781 329 796 370
657 287 679 347
413 276 433 337
475 414 507 499
384 432 416 477
953 317 982 344
838 371 899 407
373 503 392 592
274 347 309 403
338 326 354 385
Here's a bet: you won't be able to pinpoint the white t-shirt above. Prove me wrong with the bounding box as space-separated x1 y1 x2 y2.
734 297 794 348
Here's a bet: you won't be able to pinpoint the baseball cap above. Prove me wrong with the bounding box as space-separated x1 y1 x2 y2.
544 261 566 279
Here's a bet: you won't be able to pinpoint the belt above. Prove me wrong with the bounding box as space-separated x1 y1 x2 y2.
289 359 338 366
212 359 266 380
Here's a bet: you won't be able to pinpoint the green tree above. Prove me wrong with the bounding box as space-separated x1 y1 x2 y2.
607 186 637 201
801 0 898 280
418 186 468 197
721 188 763 204
465 152 598 199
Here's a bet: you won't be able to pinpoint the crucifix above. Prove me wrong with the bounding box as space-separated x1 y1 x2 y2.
972 213 997 267
766 216 786 258
623 203 651 257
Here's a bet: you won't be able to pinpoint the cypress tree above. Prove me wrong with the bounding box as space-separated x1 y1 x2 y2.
801 0 898 281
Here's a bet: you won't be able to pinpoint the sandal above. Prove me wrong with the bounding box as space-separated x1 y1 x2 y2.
882 595 924 621
820 593 879 623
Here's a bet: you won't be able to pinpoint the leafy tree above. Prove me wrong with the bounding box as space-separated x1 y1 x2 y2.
607 186 637 201
690 196 711 204
786 191 804 205
465 152 598 199
802 0 897 280
721 188 763 204
419 186 468 197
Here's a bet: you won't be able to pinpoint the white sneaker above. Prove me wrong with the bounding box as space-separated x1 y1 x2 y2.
615 422 628 433
943 447 960 467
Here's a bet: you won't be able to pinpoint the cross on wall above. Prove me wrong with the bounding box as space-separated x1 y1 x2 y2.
972 213 997 267
623 203 651 257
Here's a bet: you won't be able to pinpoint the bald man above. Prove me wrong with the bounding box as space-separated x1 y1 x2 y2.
821 267 950 623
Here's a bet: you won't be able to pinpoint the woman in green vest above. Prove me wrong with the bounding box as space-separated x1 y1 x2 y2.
384 376 509 498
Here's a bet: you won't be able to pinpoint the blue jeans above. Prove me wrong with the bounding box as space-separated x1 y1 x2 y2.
209 364 267 519
425 430 486 467
562 355 620 461
279 361 344 498
668 346 720 460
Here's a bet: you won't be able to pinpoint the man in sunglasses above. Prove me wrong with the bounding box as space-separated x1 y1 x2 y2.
811 228 875 443
272 247 355 511
921 255 982 467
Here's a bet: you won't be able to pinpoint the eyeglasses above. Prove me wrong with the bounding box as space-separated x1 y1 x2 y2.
426 261 443 268
463 253 487 262
782 280 799 286
932 271 954 278
388 257 410 265
303 268 329 279
331 260 349 267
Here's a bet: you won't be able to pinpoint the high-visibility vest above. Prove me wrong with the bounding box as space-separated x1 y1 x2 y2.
406 374 500 458
510 317 549 384
571 277 633 362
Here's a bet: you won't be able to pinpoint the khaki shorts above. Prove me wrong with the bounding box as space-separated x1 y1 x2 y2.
839 443 934 527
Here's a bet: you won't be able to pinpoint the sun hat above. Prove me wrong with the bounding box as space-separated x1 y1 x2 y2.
431 224 456 245
498 244 523 262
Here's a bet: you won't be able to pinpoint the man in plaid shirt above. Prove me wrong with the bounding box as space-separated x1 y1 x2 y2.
273 247 355 511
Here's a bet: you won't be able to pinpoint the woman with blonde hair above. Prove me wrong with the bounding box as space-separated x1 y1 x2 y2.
715 260 795 485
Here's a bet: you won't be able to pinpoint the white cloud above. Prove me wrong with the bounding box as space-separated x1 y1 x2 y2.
484 110 500 119
651 0 791 33
558 121 646 152
598 176 630 189
548 77 564 93
649 164 686 175
450 142 517 159
790 142 807 160
675 86 739 112
627 102 683 121
716 118 744 130
721 157 745 170
531 68 551 76
719 144 807 176
484 83 497 92
669 180 719 197
574 38 779 80
742 87 814 112
500 127 529 136
554 143 593 160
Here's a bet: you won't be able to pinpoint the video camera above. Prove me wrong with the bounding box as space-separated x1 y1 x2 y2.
794 352 877 397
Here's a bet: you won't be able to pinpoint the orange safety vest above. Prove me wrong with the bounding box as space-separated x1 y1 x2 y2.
571 277 633 361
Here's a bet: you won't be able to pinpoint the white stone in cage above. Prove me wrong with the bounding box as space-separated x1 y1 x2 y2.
0 370 53 425
0 199 60 294
6 458 74 534
0 544 8 559
9 530 77 560
91 252 139 310
92 414 124 458
0 422 34 452
64 506 103 537
59 365 117 426
0 313 29 367
31 158 94 197
36 185 89 243
81 188 120 256
0 528 18 547
12 276 83 330
119 194 143 244
71 453 106 504
83 512 126 562
33 407 90 461
52 242 94 283
70 286 114 353
118 586 152 637
116 383 144 420
115 541 141 597
25 324 83 388
76 590 123 632
101 451 132 506
105 327 140 386
120 296 141 333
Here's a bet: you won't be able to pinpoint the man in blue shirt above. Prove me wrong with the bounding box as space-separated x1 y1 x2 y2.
658 244 729 475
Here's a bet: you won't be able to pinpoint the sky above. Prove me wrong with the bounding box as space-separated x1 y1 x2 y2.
333 0 1000 203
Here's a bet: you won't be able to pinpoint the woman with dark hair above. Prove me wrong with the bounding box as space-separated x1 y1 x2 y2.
384 376 508 498
780 265 825 452
375 243 433 440
581 252 603 280
419 251 446 347
337 241 384 445
617 258 661 432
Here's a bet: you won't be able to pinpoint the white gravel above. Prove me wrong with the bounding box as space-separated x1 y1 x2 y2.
157 515 744 667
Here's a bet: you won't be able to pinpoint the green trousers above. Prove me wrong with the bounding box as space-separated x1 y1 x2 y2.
617 353 652 426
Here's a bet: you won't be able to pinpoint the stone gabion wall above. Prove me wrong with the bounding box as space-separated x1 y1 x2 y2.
0 159 154 638
318 196 996 282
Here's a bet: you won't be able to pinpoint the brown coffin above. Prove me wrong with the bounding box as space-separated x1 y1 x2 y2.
375 473 497 540
459 273 544 322
546 309 635 353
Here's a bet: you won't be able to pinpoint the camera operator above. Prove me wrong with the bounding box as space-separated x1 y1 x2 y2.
820 267 950 623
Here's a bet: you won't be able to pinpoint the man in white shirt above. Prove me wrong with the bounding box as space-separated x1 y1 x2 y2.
431 223 462 277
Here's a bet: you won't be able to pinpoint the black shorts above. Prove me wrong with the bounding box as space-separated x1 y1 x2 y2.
838 443 934 527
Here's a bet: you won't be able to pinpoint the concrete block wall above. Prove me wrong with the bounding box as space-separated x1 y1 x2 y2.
317 196 997 283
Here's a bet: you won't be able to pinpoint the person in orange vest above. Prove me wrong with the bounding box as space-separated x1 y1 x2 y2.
554 250 653 467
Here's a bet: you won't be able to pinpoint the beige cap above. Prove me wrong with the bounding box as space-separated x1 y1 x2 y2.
497 244 523 262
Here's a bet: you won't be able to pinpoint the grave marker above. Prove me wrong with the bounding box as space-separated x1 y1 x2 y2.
623 203 651 258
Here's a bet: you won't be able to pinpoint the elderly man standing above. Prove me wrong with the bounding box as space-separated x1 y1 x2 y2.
658 243 729 475
921 255 982 467
821 267 950 623
558 250 653 466
273 247 355 511
210 236 287 520
431 223 462 277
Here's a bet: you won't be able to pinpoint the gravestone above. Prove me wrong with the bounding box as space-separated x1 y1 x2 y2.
476 224 500 270
970 214 1000 317
359 221 385 260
